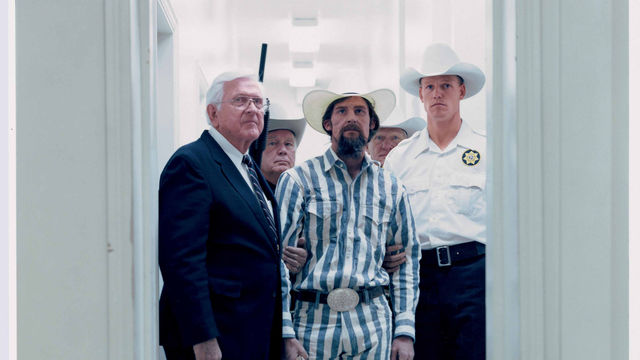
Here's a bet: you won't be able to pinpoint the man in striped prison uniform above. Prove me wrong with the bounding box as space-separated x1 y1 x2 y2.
278 87 421 360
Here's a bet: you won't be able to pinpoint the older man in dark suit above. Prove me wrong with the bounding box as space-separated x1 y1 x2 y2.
158 72 288 360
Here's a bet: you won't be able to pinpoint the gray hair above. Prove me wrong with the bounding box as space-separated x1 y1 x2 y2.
205 71 264 105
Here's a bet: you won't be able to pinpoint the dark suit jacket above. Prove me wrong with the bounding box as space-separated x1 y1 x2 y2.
159 131 282 359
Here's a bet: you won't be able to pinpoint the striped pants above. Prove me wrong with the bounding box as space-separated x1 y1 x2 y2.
292 296 392 359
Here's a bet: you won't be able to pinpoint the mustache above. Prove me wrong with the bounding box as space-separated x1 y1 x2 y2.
340 124 363 135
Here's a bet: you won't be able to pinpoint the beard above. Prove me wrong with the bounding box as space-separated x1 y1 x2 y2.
337 124 367 159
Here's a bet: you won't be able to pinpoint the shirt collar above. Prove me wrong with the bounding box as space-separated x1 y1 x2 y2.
414 119 481 157
321 147 374 173
208 126 248 167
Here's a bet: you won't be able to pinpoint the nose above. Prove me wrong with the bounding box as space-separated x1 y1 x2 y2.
432 86 442 99
276 143 288 154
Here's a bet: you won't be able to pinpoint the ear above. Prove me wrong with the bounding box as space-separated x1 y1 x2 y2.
207 104 218 126
459 84 466 99
322 119 332 133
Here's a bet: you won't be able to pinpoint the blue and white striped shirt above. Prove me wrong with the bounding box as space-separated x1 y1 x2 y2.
276 148 421 340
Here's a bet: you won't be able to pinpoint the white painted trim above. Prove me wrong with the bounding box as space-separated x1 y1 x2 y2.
157 0 177 34
105 0 135 358
515 0 547 358
3 0 17 359
135 1 178 358
487 0 520 358
609 1 629 358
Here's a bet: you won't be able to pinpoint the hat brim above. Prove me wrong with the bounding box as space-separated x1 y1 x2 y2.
302 89 396 134
381 116 426 138
399 63 486 99
266 117 307 147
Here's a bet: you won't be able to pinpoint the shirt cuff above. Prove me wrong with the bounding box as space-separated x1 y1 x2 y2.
282 310 296 338
393 311 416 341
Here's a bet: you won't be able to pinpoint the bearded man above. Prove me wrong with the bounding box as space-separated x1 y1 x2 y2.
277 87 421 360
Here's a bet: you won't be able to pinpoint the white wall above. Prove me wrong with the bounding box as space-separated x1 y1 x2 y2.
16 1 110 358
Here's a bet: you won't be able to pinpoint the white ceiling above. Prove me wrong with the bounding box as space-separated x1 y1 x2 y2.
176 0 403 92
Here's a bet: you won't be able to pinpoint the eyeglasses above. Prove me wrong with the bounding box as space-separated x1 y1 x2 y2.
219 96 270 112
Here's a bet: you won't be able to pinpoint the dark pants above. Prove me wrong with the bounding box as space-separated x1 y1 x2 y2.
163 346 195 360
414 253 485 360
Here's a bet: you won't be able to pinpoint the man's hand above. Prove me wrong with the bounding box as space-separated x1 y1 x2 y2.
390 336 414 360
283 237 308 274
193 338 222 360
284 338 309 360
383 244 407 273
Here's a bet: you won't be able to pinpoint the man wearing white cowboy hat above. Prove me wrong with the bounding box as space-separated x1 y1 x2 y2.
385 43 487 359
366 109 426 166
277 85 421 360
259 103 309 277
259 103 307 191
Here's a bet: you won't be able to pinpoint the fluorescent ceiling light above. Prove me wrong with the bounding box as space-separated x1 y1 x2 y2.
292 16 318 26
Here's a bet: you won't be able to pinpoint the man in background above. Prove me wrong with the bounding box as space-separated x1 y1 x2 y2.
366 111 425 166
259 103 306 191
259 103 308 276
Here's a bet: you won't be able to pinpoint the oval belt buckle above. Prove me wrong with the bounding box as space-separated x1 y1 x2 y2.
326 288 359 312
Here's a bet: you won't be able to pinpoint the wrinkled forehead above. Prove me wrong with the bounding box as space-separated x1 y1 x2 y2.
419 74 460 85
267 129 296 140
377 127 408 137
223 77 263 97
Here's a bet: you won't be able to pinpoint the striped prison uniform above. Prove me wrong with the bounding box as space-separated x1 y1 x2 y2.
276 149 421 359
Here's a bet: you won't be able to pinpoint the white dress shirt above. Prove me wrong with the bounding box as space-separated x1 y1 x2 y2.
385 120 486 249
208 126 272 213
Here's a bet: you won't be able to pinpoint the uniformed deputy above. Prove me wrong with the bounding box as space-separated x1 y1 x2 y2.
385 43 487 360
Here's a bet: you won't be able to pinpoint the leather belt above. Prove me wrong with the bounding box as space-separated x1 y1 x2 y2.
422 241 485 267
295 286 384 311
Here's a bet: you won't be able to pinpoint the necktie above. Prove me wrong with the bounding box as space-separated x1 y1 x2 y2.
242 155 278 245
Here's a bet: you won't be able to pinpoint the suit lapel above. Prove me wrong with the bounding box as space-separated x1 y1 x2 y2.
199 132 280 255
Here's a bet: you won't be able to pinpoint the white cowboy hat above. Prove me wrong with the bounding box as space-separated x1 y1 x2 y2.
266 103 306 146
380 109 426 138
400 43 485 99
302 89 396 134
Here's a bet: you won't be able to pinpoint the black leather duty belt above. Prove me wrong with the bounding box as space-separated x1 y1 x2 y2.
422 241 485 267
295 286 384 306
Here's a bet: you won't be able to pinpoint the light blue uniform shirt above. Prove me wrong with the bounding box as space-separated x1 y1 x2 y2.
277 148 421 340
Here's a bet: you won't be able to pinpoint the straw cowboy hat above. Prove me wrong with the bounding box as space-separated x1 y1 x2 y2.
400 43 486 99
380 109 426 138
302 87 396 134
266 103 307 146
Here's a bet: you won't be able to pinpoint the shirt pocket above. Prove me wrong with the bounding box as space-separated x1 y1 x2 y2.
404 181 430 212
306 200 342 247
447 173 485 217
362 204 393 247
